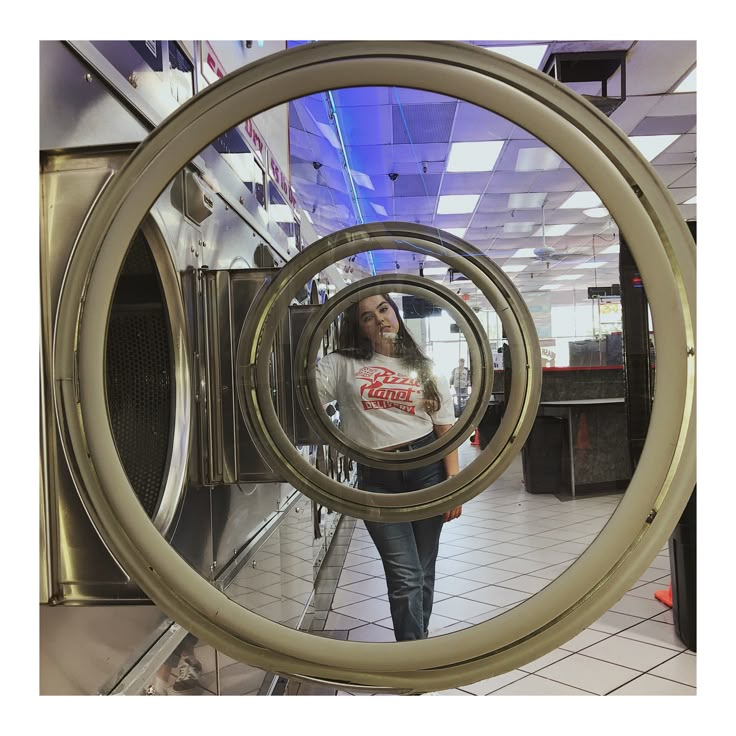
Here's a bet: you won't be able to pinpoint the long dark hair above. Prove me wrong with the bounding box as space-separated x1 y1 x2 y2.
336 293 442 412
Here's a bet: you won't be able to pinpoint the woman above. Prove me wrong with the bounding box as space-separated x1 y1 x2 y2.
315 293 462 642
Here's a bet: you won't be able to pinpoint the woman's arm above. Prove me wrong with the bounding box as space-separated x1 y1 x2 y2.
433 423 459 476
433 423 462 522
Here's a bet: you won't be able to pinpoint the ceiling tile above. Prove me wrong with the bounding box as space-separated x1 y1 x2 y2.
608 95 661 134
339 106 394 145
655 152 696 166
650 91 696 116
441 172 494 195
392 102 457 144
613 40 696 96
486 171 539 193
391 88 458 105
670 187 697 204
630 115 696 136
451 102 515 142
671 168 696 187
332 87 392 107
651 164 695 186
434 214 473 229
393 197 436 216
530 169 586 193
393 174 442 197
665 133 696 154
477 193 514 213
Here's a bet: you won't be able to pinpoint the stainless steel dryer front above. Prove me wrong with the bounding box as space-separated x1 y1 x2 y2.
39 40 324 695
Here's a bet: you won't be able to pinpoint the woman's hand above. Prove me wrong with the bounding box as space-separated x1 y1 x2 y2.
443 505 463 523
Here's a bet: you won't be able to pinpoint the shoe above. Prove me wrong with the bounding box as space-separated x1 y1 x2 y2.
171 656 203 694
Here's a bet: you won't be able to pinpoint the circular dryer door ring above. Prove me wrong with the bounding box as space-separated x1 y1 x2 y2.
235 227 540 521
52 41 695 693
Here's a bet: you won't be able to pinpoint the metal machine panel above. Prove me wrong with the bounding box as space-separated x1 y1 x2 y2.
40 605 168 695
283 305 323 446
40 42 149 150
39 41 337 695
227 269 285 482
40 152 209 601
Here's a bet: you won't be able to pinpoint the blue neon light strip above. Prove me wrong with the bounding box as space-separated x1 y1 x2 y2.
325 90 376 276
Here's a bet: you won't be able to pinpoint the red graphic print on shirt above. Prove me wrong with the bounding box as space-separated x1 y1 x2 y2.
355 366 421 414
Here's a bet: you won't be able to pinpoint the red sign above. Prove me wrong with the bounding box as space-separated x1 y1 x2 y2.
201 41 226 83
201 42 296 209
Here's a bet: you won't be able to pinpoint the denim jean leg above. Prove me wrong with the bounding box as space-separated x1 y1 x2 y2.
411 515 444 636
404 459 447 637
359 463 425 641
364 518 425 641
357 445 447 642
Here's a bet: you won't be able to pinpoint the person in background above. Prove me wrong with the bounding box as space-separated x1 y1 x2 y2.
449 357 471 416
315 293 462 641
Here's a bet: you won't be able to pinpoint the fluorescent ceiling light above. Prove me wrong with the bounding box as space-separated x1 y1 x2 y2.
674 68 696 93
515 147 561 172
560 191 602 209
441 228 467 238
532 224 575 237
485 44 548 70
304 210 314 224
316 121 340 148
423 267 448 276
583 207 609 218
349 169 374 190
424 256 441 262
503 222 535 234
601 243 620 255
629 135 679 162
539 284 561 290
371 202 388 216
683 195 696 205
574 261 608 269
447 141 503 172
437 194 480 214
553 275 582 281
502 264 528 272
512 248 538 258
508 192 547 209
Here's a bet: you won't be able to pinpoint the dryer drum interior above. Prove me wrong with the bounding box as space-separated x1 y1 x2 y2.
105 231 174 520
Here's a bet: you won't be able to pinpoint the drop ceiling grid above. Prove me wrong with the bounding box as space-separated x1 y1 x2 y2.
286 40 695 297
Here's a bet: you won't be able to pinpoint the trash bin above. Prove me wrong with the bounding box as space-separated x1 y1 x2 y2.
521 415 571 494
477 402 504 449
669 485 696 651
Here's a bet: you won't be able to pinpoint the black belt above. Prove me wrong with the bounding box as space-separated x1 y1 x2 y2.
390 432 435 452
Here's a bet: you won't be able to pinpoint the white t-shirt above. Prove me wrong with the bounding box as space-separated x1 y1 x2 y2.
315 352 455 450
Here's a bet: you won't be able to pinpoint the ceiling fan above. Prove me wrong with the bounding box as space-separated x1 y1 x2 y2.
533 206 569 262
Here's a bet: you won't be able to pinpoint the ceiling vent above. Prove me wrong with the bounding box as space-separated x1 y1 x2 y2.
544 50 627 116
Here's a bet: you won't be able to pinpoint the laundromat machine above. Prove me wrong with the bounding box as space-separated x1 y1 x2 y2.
40 40 345 694
39 40 696 695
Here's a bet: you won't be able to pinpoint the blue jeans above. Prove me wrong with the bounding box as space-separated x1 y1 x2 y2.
357 433 446 642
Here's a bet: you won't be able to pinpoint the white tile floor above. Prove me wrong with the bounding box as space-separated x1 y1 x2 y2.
326 448 695 696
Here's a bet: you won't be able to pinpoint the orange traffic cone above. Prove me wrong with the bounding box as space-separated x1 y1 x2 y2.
575 413 592 450
654 584 673 608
